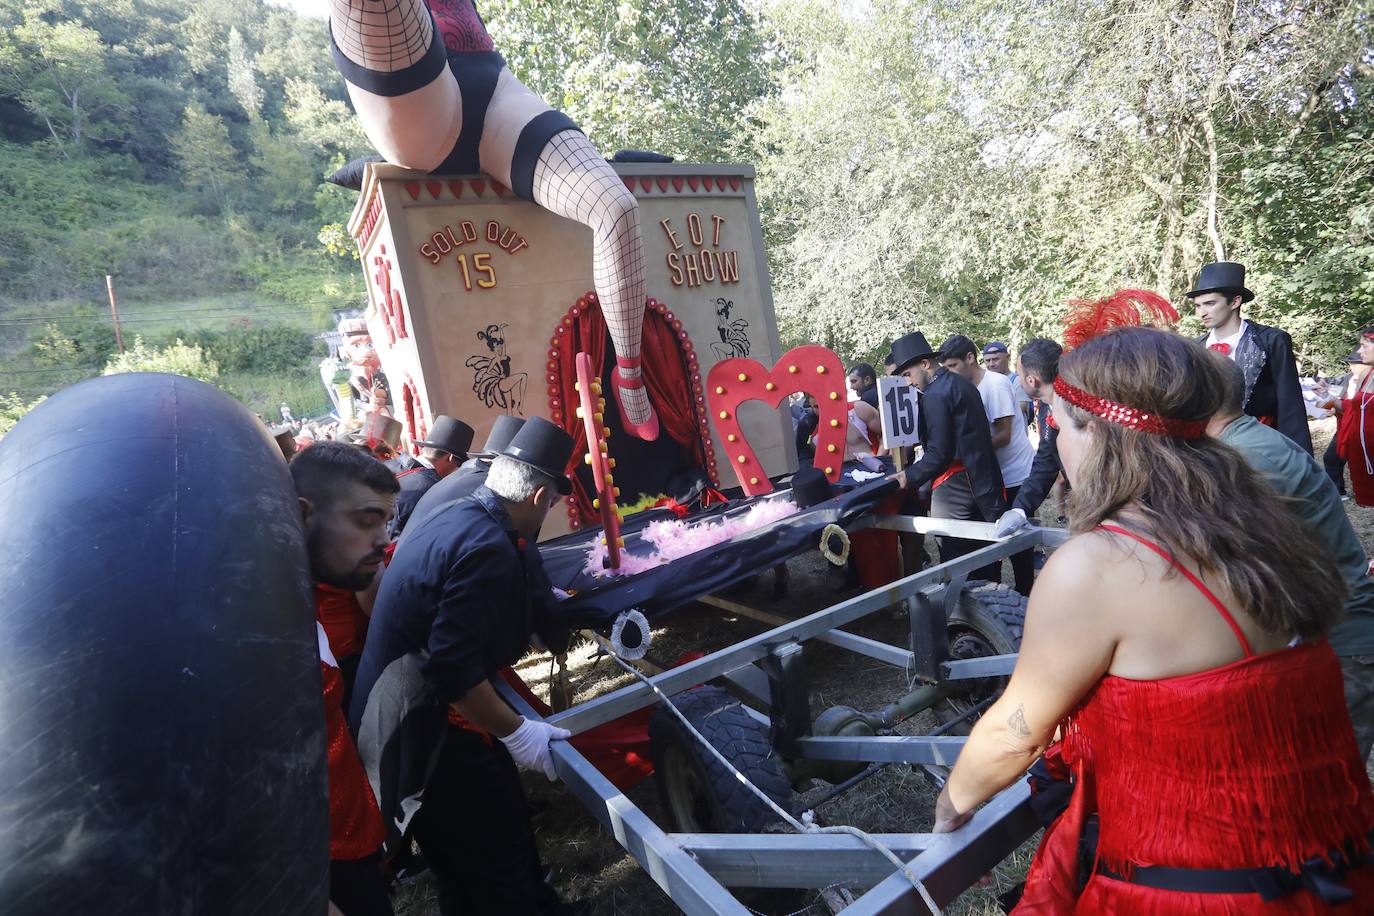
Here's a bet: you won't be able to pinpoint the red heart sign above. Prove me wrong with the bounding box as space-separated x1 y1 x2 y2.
404 182 421 201
448 180 465 198
425 181 442 199
639 177 653 193
706 345 848 496
656 176 669 192
686 176 699 192
729 176 741 191
623 177 636 192
672 176 684 192
470 179 486 196
491 181 508 197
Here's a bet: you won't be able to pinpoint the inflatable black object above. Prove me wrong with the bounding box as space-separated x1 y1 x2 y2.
540 473 897 628
0 374 327 914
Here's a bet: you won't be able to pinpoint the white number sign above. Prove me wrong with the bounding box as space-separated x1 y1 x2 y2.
878 377 920 450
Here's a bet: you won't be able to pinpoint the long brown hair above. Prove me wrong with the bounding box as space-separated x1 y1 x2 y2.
1056 327 1345 640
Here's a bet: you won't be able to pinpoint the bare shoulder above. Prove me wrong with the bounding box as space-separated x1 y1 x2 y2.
1033 530 1149 614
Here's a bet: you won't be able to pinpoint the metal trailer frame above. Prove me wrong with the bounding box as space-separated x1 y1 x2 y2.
496 517 1070 915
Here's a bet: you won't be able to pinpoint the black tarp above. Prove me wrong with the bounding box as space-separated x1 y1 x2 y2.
541 473 896 629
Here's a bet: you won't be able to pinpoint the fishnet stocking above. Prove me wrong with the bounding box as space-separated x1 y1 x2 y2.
330 0 432 71
532 130 652 427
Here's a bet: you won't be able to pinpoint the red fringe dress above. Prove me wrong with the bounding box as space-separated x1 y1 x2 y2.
1339 372 1374 507
1016 525 1374 914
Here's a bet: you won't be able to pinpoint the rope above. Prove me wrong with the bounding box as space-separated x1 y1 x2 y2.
605 653 944 913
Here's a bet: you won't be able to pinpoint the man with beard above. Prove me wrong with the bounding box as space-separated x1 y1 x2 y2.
389 415 474 538
291 442 400 916
1190 261 1311 453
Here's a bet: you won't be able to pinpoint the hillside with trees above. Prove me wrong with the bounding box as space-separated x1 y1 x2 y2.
0 0 1369 430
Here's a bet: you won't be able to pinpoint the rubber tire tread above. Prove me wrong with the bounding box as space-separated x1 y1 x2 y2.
648 686 793 833
951 583 1027 652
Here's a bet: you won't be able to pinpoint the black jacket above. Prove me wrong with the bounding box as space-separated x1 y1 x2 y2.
350 486 567 846
390 464 441 537
1197 321 1311 454
1013 419 1060 515
902 368 1006 519
395 458 490 551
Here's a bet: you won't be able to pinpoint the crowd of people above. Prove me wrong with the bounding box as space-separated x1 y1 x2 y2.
281 258 1374 915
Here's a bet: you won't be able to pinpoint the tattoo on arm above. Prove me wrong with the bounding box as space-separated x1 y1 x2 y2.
1007 703 1031 739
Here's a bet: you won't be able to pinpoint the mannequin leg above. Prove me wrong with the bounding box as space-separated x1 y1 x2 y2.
531 130 657 438
328 0 462 170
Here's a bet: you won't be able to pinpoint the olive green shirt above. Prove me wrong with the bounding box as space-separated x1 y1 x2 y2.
1220 415 1374 656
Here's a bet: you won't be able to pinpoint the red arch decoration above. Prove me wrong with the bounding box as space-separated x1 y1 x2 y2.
545 293 717 530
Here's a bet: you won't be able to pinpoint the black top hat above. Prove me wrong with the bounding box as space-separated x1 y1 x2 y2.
474 414 526 458
1186 261 1254 303
414 415 474 459
889 331 939 373
500 416 575 495
789 466 835 509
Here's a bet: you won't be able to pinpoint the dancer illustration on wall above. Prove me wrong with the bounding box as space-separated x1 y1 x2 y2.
328 0 659 439
466 324 527 414
710 298 751 360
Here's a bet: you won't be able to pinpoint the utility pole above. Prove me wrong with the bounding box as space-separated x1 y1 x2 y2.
105 274 125 353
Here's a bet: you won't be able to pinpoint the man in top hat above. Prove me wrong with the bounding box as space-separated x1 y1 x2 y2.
886 331 1007 579
349 416 575 916
1189 261 1311 453
395 415 526 551
389 415 475 538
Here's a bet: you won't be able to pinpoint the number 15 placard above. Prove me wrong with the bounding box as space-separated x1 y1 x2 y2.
878 377 921 450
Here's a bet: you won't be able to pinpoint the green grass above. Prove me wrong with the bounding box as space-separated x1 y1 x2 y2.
218 369 332 422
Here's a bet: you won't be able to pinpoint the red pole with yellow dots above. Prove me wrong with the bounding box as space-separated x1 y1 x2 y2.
575 351 623 570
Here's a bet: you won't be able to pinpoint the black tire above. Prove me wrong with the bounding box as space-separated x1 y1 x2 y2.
649 686 793 834
935 584 1027 734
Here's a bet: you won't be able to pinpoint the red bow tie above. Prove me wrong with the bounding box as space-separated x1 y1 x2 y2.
1209 342 1232 356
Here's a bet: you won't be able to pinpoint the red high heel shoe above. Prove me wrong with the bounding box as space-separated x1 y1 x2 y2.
612 355 660 441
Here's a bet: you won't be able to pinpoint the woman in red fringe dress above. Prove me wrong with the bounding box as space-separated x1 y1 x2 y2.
933 327 1374 913
1337 326 1374 507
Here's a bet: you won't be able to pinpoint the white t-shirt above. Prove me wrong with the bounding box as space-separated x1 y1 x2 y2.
977 370 1035 487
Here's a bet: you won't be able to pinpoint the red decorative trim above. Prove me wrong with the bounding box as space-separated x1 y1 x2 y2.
656 176 669 193
448 180 465 198
491 180 507 197
622 177 636 192
356 193 384 248
639 177 653 194
425 180 442 199
404 182 421 201
547 293 717 529
729 176 741 191
671 176 684 192
1053 377 1207 438
707 345 849 496
470 178 486 197
687 176 699 192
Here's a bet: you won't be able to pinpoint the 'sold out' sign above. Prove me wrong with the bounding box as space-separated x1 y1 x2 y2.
660 213 740 288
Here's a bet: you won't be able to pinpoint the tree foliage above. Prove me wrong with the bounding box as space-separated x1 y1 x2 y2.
103 336 220 382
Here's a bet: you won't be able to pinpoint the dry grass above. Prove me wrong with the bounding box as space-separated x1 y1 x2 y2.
396 417 1374 914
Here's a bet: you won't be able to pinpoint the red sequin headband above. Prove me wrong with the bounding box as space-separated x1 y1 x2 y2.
1053 377 1208 438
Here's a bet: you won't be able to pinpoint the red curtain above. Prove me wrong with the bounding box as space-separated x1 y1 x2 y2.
551 299 708 525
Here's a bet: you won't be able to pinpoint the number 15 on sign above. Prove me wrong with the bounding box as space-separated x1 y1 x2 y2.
878 377 920 450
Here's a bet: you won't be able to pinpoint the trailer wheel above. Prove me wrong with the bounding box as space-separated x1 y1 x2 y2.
649 686 793 834
935 584 1026 734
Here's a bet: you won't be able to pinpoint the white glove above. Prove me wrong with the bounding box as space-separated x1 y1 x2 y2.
993 508 1029 538
499 717 571 781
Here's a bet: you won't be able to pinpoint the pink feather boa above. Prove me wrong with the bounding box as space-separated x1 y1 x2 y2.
584 497 799 577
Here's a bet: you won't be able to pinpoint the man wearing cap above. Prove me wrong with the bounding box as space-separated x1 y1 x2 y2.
395 415 526 551
886 331 1006 579
982 341 1033 426
1189 261 1312 453
349 416 575 915
389 415 475 538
